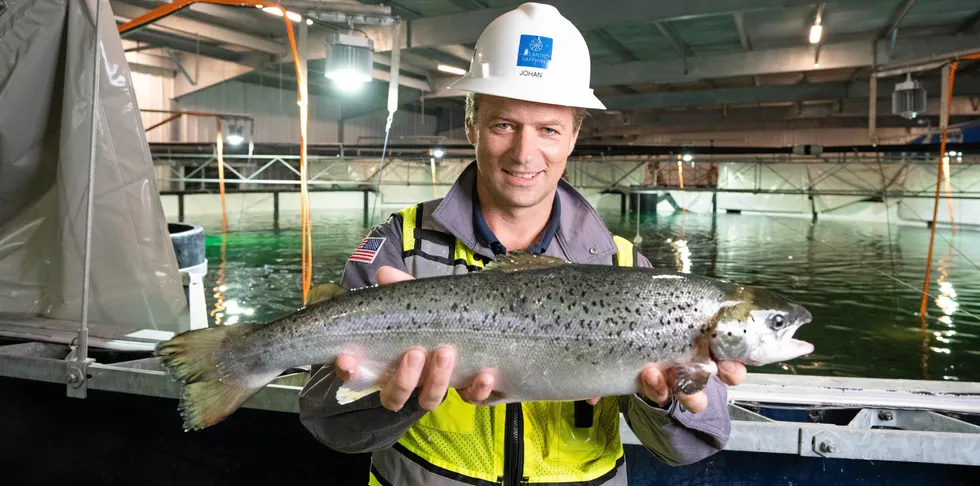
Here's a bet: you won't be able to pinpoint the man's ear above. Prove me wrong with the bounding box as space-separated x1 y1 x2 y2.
465 122 477 145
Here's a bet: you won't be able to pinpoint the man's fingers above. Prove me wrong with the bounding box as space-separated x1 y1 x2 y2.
586 396 601 405
335 354 357 382
418 347 455 410
640 365 670 407
675 390 708 414
380 348 425 411
377 266 415 285
457 372 495 404
717 360 747 386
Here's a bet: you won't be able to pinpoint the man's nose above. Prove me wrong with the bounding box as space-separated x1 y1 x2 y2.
509 127 540 164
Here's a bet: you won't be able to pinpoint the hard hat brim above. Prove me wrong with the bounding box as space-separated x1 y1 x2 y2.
448 76 607 111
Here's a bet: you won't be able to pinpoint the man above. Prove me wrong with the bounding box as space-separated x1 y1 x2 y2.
299 3 745 485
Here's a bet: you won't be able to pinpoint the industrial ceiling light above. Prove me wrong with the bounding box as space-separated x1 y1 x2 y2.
809 6 823 44
809 23 822 44
432 147 445 158
325 32 374 93
892 73 927 119
437 64 467 76
225 120 245 145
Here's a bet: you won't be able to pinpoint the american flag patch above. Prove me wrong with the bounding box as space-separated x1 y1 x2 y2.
348 237 386 264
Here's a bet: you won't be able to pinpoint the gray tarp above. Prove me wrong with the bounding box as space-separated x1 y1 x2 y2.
0 0 188 331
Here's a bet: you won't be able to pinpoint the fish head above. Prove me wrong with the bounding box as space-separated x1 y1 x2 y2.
709 284 814 366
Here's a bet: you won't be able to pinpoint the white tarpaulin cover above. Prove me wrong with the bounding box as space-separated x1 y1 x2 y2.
0 0 187 331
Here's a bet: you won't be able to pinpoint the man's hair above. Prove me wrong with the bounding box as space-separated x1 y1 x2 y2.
464 92 588 133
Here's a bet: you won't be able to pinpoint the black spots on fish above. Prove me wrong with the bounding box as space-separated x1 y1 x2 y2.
591 300 598 309
616 329 623 338
580 289 587 298
743 329 747 334
688 324 694 330
629 321 637 331
605 317 615 328
531 314 537 324
579 319 586 329
385 325 392 331
712 333 718 338
406 302 412 311
560 296 565 305
451 303 459 312
662 342 669 349
599 299 606 309
727 331 733 336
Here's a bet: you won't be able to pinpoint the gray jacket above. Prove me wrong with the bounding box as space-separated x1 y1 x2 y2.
299 162 731 475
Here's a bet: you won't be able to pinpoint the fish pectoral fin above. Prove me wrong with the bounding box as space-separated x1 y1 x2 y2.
336 383 382 405
307 282 348 305
335 363 383 405
483 251 569 273
671 362 715 396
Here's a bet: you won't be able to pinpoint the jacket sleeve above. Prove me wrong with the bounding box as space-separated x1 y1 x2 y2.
298 213 430 454
618 251 732 466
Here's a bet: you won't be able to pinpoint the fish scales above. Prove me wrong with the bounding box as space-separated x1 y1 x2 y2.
221 265 731 401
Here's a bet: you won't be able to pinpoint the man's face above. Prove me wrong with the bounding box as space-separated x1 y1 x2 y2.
466 95 579 210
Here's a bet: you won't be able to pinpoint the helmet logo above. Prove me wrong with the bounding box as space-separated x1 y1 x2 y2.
516 34 553 73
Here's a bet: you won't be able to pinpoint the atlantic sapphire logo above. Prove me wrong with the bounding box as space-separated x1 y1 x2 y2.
516 34 553 70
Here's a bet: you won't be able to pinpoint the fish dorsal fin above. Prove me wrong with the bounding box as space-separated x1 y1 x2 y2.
307 282 347 304
483 251 569 273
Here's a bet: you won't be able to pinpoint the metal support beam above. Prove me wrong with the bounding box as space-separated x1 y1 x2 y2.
111 1 285 55
956 8 980 33
869 74 878 145
879 0 918 40
655 21 694 58
733 12 753 51
365 0 828 52
164 48 194 85
427 33 980 99
600 76 980 111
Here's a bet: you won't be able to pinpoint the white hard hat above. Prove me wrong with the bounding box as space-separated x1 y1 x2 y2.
448 2 605 110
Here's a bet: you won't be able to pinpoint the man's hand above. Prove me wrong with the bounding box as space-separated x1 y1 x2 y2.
334 266 496 412
634 361 746 413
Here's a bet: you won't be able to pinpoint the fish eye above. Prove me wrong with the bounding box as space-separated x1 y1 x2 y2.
768 314 786 330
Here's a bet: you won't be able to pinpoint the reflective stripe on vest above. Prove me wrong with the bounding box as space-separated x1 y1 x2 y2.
374 201 634 486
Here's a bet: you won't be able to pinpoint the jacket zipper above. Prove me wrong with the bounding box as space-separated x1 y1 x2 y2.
503 403 524 486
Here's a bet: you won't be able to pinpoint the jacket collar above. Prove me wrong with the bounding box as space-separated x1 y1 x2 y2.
431 161 618 263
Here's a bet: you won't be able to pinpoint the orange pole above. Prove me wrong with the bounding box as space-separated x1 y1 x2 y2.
216 119 228 233
122 0 312 305
919 61 958 321
144 113 183 133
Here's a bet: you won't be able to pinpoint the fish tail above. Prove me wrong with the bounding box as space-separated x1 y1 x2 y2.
155 325 272 431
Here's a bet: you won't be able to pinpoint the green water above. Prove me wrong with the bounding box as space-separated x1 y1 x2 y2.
196 209 980 382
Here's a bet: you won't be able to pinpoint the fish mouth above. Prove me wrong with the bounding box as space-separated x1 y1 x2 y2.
786 337 815 356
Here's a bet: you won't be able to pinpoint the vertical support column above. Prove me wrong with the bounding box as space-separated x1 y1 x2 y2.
273 191 280 226
869 74 878 146
178 193 185 222
363 190 370 227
